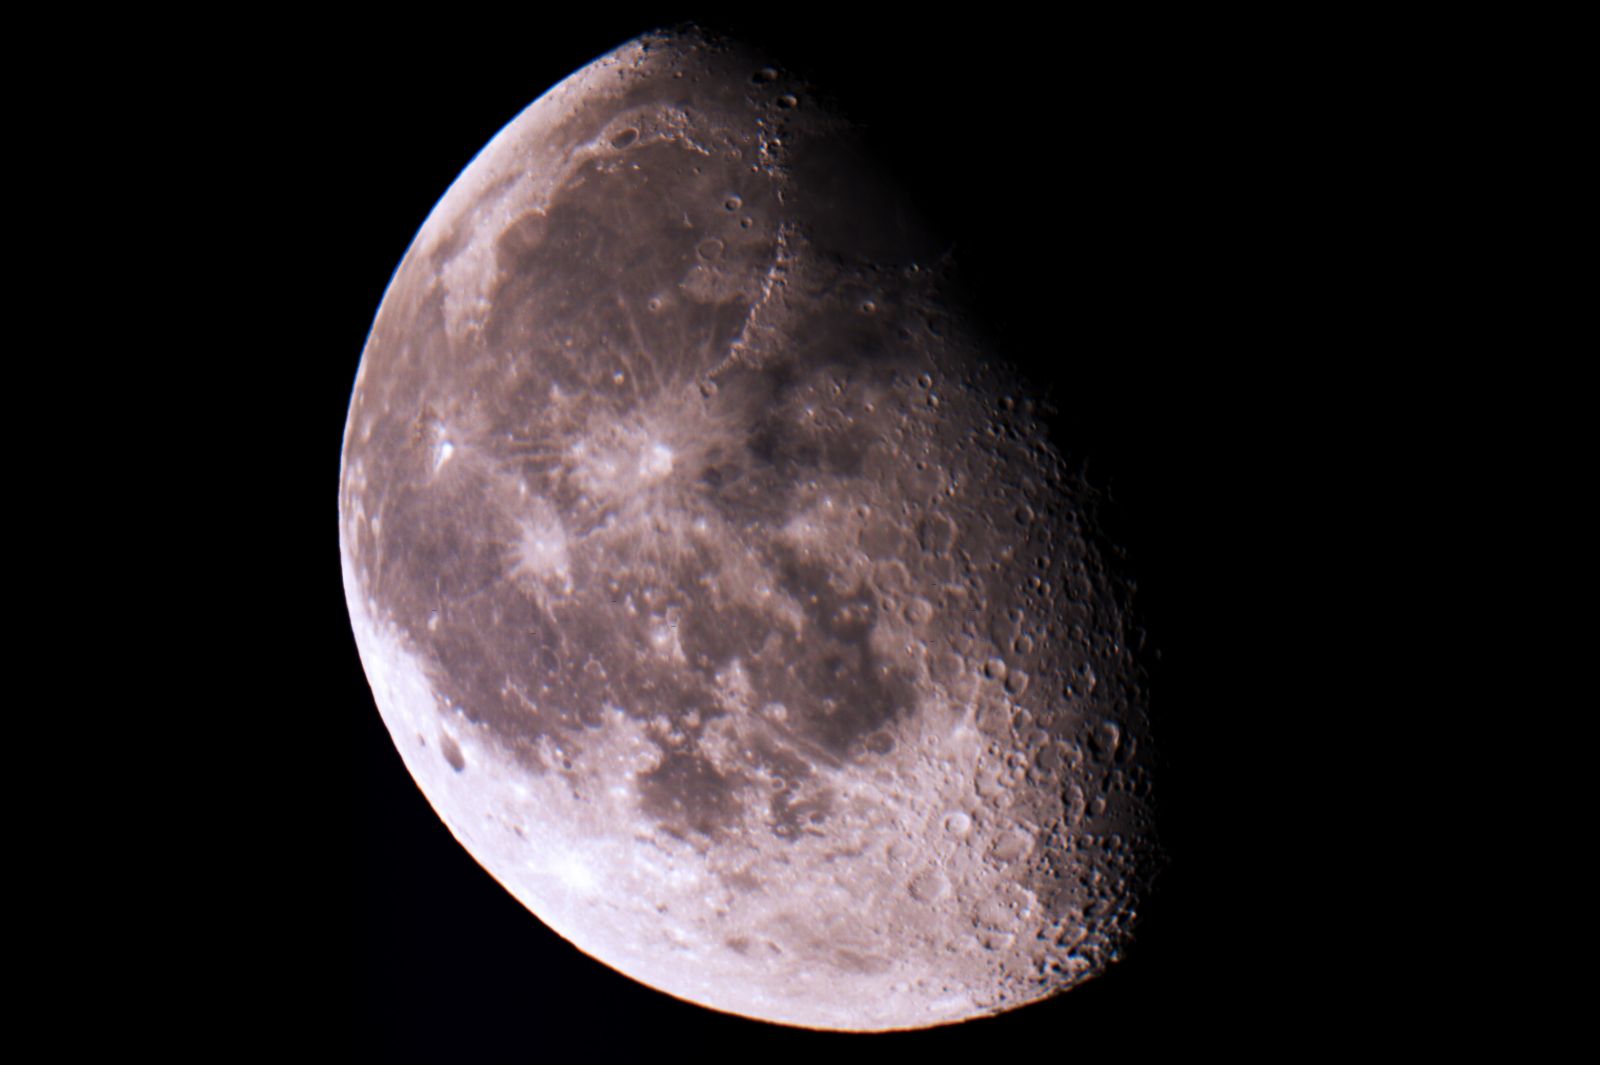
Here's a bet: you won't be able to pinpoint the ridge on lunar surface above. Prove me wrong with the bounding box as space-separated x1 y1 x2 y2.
341 28 1159 1031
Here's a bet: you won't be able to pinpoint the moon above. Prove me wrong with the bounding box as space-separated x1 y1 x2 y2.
341 27 1159 1032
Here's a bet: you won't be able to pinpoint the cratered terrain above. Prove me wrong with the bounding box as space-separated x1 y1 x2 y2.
341 27 1161 1031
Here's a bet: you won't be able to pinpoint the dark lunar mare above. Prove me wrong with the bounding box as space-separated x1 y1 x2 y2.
347 82 947 841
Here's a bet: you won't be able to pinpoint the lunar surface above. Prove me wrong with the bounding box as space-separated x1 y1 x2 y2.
342 28 1159 1031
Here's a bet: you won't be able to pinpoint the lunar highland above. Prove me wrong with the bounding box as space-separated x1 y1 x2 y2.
342 28 1159 1031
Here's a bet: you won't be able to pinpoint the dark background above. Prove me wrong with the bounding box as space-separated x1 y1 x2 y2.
269 7 1360 1057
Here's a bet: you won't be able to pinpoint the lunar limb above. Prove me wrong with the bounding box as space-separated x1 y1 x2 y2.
342 28 1159 1031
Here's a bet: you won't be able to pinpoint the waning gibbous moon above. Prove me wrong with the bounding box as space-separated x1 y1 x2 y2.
341 27 1160 1031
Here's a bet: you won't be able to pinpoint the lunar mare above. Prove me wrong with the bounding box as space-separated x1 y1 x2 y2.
342 29 1158 1031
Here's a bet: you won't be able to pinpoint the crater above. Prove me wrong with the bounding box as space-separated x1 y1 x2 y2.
833 948 890 975
439 734 465 772
908 868 950 902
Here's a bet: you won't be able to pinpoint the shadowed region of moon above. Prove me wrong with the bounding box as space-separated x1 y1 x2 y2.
340 27 1160 1032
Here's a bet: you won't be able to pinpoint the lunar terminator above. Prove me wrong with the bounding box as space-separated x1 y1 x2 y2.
342 27 1159 1031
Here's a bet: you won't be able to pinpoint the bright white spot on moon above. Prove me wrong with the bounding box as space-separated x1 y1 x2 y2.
549 850 598 894
568 421 681 499
509 504 571 587
647 614 685 662
642 441 673 478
